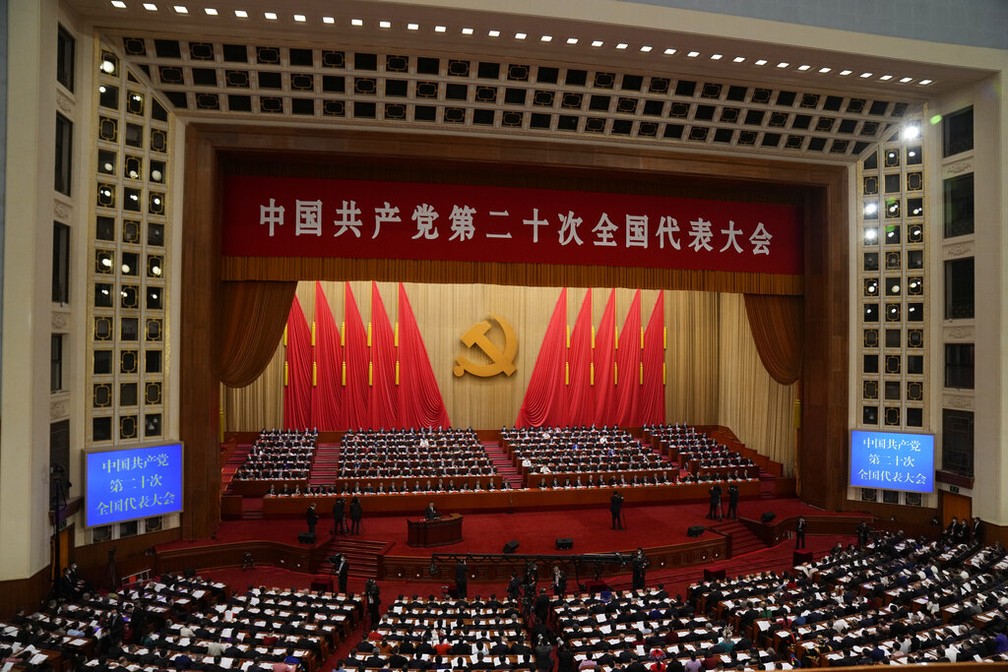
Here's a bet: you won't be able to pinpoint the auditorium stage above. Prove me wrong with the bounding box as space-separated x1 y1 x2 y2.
154 495 869 585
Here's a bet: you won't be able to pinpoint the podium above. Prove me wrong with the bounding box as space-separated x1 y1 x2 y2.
407 513 463 547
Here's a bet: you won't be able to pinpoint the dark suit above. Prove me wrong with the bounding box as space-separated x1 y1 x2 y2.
795 517 807 548
336 558 349 594
610 491 624 529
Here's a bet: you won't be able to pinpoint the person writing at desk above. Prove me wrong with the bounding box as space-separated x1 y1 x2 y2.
424 501 440 520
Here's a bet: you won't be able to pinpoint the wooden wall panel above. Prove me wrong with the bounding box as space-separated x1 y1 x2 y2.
0 566 50 620
179 125 223 540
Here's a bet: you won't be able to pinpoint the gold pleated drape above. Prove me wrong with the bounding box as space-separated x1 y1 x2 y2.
717 293 797 475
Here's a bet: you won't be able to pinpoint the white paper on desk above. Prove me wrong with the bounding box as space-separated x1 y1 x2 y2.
179 638 190 647
635 645 646 657
596 613 606 623
393 606 403 613
220 658 233 669
758 621 772 632
599 625 612 634
222 628 233 638
30 654 49 665
1 663 12 672
192 590 205 598
70 638 88 646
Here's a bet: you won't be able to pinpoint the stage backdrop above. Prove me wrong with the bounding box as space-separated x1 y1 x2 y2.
222 282 797 474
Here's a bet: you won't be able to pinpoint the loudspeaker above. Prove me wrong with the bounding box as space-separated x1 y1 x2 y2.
502 539 520 554
687 525 705 537
298 531 316 544
555 537 574 550
793 550 813 565
310 578 333 592
760 511 776 523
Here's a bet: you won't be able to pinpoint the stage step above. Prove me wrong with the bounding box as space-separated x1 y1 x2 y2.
481 441 524 489
709 519 767 556
309 444 342 487
316 536 389 579
221 444 252 495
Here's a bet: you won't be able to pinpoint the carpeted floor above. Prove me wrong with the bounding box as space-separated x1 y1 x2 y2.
163 494 845 558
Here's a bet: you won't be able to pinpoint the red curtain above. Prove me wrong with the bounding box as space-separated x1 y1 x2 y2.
744 293 804 385
639 291 666 425
342 282 370 429
614 289 642 426
517 288 568 427
592 290 618 425
398 283 451 429
311 282 344 430
282 295 313 429
219 281 297 387
566 289 594 426
369 281 399 428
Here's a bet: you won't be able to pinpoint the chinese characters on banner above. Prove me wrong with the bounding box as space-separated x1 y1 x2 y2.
86 443 184 527
849 430 935 494
221 176 803 274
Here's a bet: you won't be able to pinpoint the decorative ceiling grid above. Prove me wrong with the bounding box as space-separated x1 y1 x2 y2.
108 34 916 161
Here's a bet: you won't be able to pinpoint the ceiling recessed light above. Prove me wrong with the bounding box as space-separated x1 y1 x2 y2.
293 14 306 22
733 56 745 63
663 48 676 55
591 40 604 48
640 45 652 53
899 77 913 83
818 67 831 73
111 0 126 7
687 51 700 58
541 35 553 42
350 18 363 26
754 59 767 66
616 43 628 50
710 54 722 60
880 74 893 81
378 20 391 28
797 64 811 71
323 16 335 24
407 23 419 30
461 27 474 35
919 79 933 85
860 72 873 78
205 7 218 15
234 9 248 18
514 32 526 40
776 62 789 68
566 37 578 45
434 25 446 33
143 2 157 10
487 29 500 37
264 12 277 20
173 5 188 13
901 124 920 140
839 69 853 76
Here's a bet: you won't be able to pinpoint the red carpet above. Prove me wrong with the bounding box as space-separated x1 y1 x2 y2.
165 495 840 557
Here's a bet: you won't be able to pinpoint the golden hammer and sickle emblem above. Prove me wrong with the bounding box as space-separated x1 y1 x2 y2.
453 313 518 378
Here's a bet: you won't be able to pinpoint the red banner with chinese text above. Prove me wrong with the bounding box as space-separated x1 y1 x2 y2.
221 176 802 274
